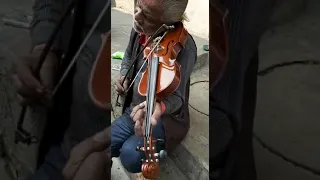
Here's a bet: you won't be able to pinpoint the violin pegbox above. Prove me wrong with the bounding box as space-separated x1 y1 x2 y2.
136 137 167 179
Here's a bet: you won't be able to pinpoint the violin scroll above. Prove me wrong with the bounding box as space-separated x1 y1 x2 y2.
136 137 167 179
141 162 160 179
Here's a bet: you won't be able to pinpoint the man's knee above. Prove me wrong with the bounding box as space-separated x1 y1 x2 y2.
119 136 143 173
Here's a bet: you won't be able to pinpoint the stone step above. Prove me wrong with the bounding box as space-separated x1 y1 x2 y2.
111 158 130 180
172 69 209 180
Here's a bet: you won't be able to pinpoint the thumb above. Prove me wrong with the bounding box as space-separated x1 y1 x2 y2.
17 61 44 93
63 127 110 180
39 55 59 90
151 103 162 126
123 78 129 90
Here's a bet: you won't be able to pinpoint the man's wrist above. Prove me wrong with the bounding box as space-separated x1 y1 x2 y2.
160 101 166 114
32 44 61 57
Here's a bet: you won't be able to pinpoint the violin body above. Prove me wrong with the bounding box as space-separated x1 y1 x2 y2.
210 2 229 89
138 23 188 100
88 31 111 111
134 23 188 179
138 60 181 99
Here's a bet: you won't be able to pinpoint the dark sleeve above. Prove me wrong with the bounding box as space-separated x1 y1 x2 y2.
120 28 137 79
209 0 276 160
30 0 63 48
162 36 197 115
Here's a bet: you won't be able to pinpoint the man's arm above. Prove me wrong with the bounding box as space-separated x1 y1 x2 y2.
120 28 138 79
30 0 63 49
161 38 197 115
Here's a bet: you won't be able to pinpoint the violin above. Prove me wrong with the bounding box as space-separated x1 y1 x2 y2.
89 31 111 111
209 1 229 89
131 23 188 179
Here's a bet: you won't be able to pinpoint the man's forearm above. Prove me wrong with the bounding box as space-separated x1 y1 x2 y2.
30 0 63 48
162 94 183 115
120 28 137 78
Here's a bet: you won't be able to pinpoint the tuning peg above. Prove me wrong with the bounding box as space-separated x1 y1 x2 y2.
159 150 167 159
136 146 145 151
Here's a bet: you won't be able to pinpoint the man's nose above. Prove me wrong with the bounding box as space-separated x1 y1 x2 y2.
134 9 144 23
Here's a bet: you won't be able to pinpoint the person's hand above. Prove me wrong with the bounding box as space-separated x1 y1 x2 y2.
114 74 130 95
130 101 162 136
63 127 111 180
12 45 59 107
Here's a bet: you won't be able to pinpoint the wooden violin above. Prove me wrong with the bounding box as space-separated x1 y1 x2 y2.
88 31 111 111
210 1 229 89
134 23 188 179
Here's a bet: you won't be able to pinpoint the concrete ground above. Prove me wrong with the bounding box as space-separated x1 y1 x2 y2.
254 0 320 179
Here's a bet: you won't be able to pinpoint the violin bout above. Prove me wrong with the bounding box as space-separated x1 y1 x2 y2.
88 31 111 111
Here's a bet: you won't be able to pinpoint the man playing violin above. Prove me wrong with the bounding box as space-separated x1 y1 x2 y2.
12 0 111 179
113 0 197 177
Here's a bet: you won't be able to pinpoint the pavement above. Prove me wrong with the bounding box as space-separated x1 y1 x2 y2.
254 0 320 179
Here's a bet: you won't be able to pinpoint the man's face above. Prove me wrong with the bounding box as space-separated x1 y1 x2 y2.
133 0 164 35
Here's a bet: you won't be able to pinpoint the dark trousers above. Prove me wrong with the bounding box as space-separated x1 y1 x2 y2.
230 51 258 180
111 108 165 173
28 144 66 180
210 51 259 180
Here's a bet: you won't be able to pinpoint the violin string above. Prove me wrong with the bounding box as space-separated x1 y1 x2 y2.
126 59 147 93
125 30 169 94
52 0 111 96
119 24 169 87
116 24 174 105
144 57 159 138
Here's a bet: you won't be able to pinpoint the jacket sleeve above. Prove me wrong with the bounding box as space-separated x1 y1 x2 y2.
162 37 197 115
120 28 137 79
30 0 64 49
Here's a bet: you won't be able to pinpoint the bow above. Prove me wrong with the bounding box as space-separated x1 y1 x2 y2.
14 0 111 145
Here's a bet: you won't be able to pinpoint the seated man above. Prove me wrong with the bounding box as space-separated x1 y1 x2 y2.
111 0 197 177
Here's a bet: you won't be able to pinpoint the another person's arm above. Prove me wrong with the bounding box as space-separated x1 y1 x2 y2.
12 0 64 106
30 0 63 50
63 127 111 180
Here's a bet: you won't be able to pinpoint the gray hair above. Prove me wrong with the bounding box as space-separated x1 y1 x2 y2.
160 0 189 23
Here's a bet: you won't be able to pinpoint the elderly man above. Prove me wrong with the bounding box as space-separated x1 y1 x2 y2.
112 0 197 177
12 0 111 179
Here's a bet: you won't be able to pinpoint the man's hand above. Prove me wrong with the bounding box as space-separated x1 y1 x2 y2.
130 101 163 136
114 74 130 95
63 127 111 180
12 45 59 107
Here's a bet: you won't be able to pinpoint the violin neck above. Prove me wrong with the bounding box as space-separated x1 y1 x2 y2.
144 56 159 138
